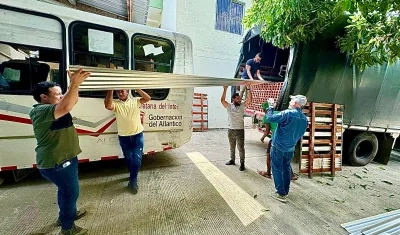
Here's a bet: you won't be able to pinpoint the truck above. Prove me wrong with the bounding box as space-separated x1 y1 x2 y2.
234 20 400 167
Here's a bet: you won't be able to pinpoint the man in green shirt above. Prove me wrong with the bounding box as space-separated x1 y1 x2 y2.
258 102 297 180
29 69 90 235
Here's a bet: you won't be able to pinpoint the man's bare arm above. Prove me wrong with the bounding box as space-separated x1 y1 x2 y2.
221 86 229 108
244 85 253 106
136 89 151 104
54 69 90 119
245 65 254 80
104 90 115 110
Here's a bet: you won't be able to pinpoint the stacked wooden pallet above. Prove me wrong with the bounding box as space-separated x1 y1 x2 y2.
299 102 343 177
192 93 208 132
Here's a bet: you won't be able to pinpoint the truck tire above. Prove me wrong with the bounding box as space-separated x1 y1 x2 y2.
348 132 378 166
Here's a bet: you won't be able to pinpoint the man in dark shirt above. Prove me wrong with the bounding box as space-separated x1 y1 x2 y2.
237 53 264 97
29 69 90 235
242 53 264 80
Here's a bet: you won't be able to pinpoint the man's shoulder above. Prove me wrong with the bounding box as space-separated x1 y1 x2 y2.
246 59 254 64
114 97 139 105
29 104 55 116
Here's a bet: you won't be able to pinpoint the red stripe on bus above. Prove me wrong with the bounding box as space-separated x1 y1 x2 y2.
76 118 116 137
101 156 119 161
163 146 173 151
1 166 18 171
0 114 32 124
0 114 116 138
147 151 156 155
78 159 90 163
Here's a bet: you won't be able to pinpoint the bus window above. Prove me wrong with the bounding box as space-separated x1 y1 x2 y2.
0 43 62 94
70 22 128 97
132 35 174 100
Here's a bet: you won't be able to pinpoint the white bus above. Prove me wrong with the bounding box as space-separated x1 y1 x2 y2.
0 0 194 175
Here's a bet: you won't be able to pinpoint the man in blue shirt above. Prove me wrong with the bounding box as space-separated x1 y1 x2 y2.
242 53 263 80
266 95 308 203
235 53 264 97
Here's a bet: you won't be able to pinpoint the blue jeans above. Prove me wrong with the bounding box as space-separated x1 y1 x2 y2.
118 132 144 185
39 157 79 230
270 147 294 196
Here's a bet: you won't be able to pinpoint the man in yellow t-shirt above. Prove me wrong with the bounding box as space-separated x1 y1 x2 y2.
104 89 151 194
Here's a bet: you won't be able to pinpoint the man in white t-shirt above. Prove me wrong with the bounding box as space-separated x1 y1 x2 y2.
220 84 252 171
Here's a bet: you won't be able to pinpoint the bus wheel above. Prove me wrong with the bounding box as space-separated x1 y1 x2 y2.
348 132 378 166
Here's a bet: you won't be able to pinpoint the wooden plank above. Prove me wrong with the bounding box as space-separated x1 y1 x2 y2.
306 117 343 123
304 132 342 137
300 168 341 174
314 103 335 108
302 139 342 145
314 125 343 132
301 154 341 159
193 120 208 123
193 104 208 107
331 104 337 177
303 110 343 115
193 128 208 131
308 103 315 178
304 102 343 108
302 146 342 152
194 93 208 96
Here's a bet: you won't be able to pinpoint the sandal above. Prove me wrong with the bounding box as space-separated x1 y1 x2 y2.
257 170 272 178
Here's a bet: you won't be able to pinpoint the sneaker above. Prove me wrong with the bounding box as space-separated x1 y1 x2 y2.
128 181 139 195
225 160 235 165
239 163 245 171
58 225 88 235
271 192 287 203
56 209 87 226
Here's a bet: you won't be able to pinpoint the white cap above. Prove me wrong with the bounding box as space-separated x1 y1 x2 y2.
290 95 307 106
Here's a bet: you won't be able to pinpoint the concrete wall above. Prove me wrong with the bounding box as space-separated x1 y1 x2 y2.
161 0 177 31
162 0 252 128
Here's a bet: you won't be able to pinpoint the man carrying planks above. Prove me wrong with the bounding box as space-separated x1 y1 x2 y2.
221 84 252 171
266 95 308 203
104 89 151 194
29 69 90 235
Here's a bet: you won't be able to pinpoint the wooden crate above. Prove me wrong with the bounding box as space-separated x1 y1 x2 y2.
299 102 344 177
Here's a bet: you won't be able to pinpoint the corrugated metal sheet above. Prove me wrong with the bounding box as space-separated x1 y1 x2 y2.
341 209 400 235
133 0 150 25
78 0 127 17
69 66 263 91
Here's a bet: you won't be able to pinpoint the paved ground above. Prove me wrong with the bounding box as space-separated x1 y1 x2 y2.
1 129 400 235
